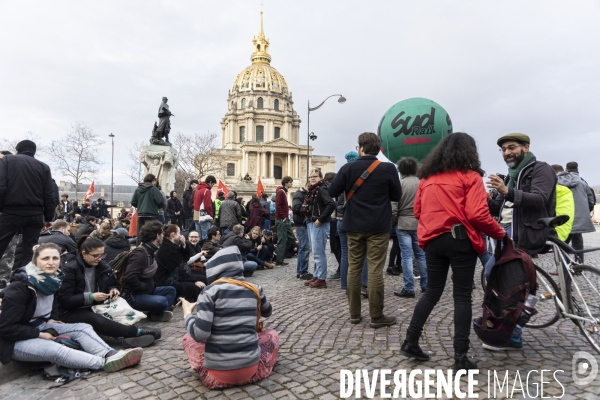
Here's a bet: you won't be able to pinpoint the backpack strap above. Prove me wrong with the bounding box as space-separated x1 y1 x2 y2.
213 278 263 332
346 160 381 202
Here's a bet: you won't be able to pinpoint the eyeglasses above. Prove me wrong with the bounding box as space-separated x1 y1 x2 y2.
87 253 107 260
499 144 522 153
309 175 320 179
189 236 199 240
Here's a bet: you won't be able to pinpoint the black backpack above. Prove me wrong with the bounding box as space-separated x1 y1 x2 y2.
109 246 148 288
473 235 537 346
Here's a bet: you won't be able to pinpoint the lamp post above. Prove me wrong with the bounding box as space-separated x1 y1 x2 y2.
108 133 114 208
306 94 346 181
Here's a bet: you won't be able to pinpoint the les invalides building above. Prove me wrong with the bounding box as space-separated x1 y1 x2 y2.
214 11 335 199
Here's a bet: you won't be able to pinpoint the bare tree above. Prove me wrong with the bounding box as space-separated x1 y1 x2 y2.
124 140 145 184
48 122 105 200
171 131 224 191
0 131 45 158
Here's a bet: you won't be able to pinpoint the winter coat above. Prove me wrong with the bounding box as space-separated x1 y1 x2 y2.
0 268 59 364
56 255 119 315
222 233 253 258
55 200 73 217
0 152 56 221
74 221 96 240
131 182 164 216
38 230 77 253
81 203 91 217
167 197 182 216
201 240 223 260
556 172 595 234
246 202 268 229
218 200 241 228
155 239 192 286
104 236 131 263
91 202 109 219
260 198 270 213
275 186 289 220
182 188 194 219
292 188 308 226
308 183 336 224
329 155 402 234
90 229 111 242
488 158 557 255
122 245 156 295
193 182 214 217
397 176 420 231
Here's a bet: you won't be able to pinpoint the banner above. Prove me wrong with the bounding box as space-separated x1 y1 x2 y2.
217 180 229 196
257 178 265 198
84 181 95 201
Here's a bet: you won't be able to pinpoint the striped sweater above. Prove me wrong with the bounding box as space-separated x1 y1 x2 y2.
184 246 273 370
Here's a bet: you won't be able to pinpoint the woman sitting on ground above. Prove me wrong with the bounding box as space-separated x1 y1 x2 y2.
155 224 205 301
0 243 143 372
90 219 114 242
56 236 160 348
247 226 275 269
181 246 278 389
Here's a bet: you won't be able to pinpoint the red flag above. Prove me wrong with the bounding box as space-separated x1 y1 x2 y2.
84 181 95 201
257 178 265 198
217 180 229 196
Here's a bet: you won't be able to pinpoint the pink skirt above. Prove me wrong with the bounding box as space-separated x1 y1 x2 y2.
182 328 279 390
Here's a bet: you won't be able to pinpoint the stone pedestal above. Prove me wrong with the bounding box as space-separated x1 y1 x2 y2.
140 145 179 194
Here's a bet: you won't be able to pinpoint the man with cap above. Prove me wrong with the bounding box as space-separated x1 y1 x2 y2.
0 140 57 270
487 133 556 256
555 161 596 263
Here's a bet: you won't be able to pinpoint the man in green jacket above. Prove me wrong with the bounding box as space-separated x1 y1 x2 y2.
131 174 164 245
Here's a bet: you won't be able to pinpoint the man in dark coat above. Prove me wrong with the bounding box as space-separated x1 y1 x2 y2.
0 140 56 270
38 220 77 254
166 190 183 229
91 199 110 219
75 216 97 241
182 179 198 231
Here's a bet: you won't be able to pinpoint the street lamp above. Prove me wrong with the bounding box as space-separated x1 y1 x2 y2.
108 133 114 209
306 94 346 181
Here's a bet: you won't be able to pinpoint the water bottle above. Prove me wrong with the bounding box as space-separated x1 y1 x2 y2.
517 294 539 326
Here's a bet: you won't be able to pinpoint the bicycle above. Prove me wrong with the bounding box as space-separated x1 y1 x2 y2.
480 215 600 354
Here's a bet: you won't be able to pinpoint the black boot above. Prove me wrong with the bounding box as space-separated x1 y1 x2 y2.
453 345 477 371
401 333 430 361
386 267 400 276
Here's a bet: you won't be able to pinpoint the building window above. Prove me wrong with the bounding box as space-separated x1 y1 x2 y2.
274 165 282 179
274 127 280 139
257 97 263 109
227 163 235 176
274 99 279 110
256 125 264 143
231 101 235 109
241 98 246 109
239 126 246 142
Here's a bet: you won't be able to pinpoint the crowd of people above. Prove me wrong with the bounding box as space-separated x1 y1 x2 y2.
0 131 597 387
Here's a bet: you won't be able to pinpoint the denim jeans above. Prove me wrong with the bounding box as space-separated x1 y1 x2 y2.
195 220 212 241
406 233 477 347
338 223 368 290
396 229 428 291
12 322 112 370
123 286 177 315
246 253 266 267
243 261 257 275
307 222 329 280
295 225 310 276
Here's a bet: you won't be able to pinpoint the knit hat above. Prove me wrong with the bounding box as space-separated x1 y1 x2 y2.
15 140 37 155
566 161 578 172
497 133 530 147
345 150 358 163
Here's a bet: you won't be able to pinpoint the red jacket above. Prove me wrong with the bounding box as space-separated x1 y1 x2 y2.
193 182 213 217
414 170 505 254
275 186 289 220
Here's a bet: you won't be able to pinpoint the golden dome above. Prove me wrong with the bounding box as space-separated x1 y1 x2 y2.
230 11 290 98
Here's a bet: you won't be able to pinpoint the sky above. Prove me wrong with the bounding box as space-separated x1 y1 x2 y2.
1 0 599 186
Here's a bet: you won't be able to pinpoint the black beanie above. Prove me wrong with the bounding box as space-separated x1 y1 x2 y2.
15 140 37 155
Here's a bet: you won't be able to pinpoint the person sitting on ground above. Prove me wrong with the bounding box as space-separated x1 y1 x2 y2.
187 230 203 255
155 224 205 301
114 218 130 231
38 220 77 254
104 227 132 263
122 221 177 322
0 243 143 371
56 237 160 348
181 246 278 390
202 227 223 260
221 224 258 277
247 226 275 270
75 216 97 241
90 219 114 242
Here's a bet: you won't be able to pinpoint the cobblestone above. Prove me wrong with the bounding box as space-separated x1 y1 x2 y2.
1 232 600 398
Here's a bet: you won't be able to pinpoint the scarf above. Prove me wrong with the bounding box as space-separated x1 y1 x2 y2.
506 151 535 189
25 263 64 296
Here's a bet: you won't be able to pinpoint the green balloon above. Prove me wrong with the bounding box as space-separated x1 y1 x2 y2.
377 97 452 163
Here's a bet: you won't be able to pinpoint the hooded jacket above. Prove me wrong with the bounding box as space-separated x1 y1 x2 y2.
557 172 595 234
104 236 131 263
38 230 77 253
0 152 56 221
246 201 268 228
184 246 272 370
131 182 164 216
193 182 214 217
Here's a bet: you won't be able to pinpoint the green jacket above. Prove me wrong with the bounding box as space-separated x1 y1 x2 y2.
131 182 164 215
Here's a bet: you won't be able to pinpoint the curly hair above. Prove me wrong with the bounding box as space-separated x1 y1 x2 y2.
417 132 485 179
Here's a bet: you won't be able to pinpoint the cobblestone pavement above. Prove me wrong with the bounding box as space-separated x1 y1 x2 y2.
2 231 600 399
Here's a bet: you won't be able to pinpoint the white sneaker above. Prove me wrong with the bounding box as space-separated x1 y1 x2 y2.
104 348 143 372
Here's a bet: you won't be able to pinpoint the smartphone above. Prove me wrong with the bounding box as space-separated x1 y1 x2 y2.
451 224 468 240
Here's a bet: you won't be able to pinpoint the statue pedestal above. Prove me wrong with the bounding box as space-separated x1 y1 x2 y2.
140 145 179 194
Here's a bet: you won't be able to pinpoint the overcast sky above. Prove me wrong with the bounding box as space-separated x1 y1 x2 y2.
1 0 599 186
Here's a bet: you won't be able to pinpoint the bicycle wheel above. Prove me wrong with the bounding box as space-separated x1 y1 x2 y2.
569 264 600 354
525 265 562 329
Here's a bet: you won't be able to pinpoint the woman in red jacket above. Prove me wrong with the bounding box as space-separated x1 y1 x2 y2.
400 132 505 371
